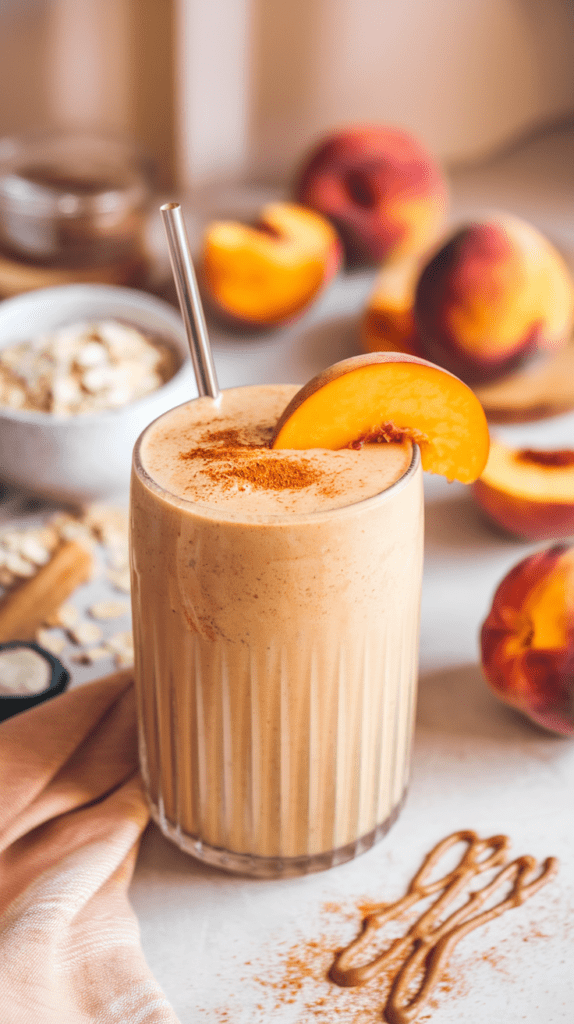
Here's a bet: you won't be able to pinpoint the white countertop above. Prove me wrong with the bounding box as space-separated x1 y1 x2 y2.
127 349 574 1023
5 121 574 1023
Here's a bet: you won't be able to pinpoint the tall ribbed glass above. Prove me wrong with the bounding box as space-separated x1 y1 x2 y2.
130 420 424 878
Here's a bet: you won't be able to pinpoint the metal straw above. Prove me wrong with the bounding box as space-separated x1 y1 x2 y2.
160 202 220 400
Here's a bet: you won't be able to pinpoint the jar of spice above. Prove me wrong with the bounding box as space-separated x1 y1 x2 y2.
0 132 153 296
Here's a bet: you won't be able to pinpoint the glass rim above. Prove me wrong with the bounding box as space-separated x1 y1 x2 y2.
132 389 422 526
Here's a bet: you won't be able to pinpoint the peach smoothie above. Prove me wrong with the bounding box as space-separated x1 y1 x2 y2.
130 384 424 877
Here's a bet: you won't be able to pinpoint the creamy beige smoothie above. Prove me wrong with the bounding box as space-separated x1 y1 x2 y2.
130 384 424 876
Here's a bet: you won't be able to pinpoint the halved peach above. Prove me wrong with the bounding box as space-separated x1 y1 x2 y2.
360 257 423 357
474 439 574 540
271 352 490 483
201 201 342 327
481 545 574 735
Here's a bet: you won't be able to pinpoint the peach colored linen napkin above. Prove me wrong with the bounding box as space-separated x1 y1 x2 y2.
0 670 180 1024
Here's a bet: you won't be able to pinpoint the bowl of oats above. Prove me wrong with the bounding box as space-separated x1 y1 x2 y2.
0 283 194 502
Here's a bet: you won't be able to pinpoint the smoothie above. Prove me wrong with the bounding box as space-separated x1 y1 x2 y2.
130 384 424 876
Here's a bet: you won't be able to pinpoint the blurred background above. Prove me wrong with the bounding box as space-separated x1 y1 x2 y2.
1 0 573 191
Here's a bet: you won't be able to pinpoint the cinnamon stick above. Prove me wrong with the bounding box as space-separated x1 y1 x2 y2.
0 540 93 643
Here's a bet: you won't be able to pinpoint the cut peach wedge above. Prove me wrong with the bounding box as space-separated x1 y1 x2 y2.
271 352 490 483
201 202 342 327
473 438 574 540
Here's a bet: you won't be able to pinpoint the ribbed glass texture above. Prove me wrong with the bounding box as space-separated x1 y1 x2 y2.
131 445 424 878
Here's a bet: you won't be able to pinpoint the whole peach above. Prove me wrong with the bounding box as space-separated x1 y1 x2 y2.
415 215 574 385
295 125 447 266
481 545 574 735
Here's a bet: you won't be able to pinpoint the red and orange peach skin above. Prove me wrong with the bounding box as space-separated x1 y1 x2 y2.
415 215 574 385
481 545 574 736
295 125 447 266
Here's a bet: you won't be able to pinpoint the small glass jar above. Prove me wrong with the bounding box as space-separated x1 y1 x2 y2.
0 132 153 286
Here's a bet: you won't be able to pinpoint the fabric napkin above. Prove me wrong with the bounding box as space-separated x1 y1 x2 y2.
0 670 181 1024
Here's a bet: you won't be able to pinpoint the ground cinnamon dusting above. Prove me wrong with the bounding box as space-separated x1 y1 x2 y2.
179 425 332 493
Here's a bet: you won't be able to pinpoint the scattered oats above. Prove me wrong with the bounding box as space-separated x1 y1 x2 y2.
4 553 36 578
17 535 51 566
0 531 27 552
58 521 94 547
105 631 134 655
89 600 130 620
73 646 111 664
106 629 134 669
49 603 80 629
84 505 128 546
114 649 134 669
35 628 66 656
108 548 129 570
107 567 131 593
67 621 103 646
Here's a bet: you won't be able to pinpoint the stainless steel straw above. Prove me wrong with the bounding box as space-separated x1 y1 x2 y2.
160 202 220 400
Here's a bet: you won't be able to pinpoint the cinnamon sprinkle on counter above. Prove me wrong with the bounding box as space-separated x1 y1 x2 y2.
204 830 558 1023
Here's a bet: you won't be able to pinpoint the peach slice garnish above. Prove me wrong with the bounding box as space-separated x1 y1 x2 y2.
473 438 574 540
481 545 574 735
271 352 490 483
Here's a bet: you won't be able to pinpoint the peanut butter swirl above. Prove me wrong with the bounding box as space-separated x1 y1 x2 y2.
330 830 558 1024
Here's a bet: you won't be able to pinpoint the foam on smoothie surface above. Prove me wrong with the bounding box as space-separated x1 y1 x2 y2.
140 385 412 516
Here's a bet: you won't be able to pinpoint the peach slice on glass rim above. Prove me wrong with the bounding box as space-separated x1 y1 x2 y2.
271 352 490 483
473 439 574 541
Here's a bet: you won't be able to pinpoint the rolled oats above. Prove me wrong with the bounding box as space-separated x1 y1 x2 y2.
67 621 103 646
89 600 130 620
0 319 177 416
73 646 111 664
35 628 66 657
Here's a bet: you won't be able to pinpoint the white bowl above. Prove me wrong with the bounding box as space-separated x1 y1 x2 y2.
0 284 195 504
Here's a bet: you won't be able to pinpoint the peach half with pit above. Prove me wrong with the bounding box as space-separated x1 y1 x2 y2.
481 545 574 736
294 125 447 265
201 202 342 328
473 439 574 541
360 257 423 357
415 215 574 385
272 351 489 484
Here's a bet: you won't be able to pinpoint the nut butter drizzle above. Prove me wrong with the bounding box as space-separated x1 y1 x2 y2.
330 830 558 1024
